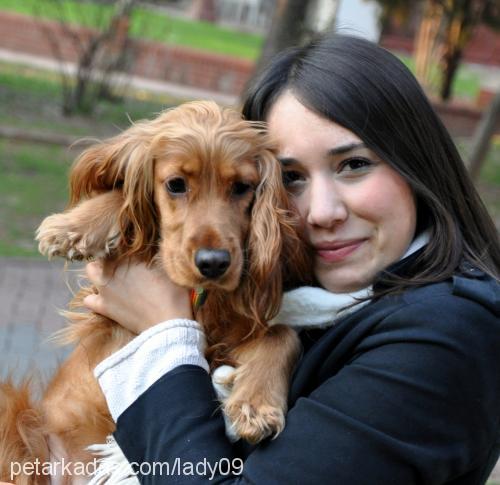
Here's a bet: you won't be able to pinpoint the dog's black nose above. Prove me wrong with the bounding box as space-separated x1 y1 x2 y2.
195 249 231 279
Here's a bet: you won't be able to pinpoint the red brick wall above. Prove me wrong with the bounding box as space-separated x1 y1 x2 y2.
0 11 253 95
0 12 86 61
130 40 251 94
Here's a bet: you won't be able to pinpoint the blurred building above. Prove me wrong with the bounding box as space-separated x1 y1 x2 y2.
156 0 383 39
215 0 275 32
214 0 382 39
314 0 382 42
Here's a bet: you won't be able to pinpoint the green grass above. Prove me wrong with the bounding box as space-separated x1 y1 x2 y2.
398 55 481 101
456 136 500 228
0 0 263 59
0 140 71 257
480 139 500 186
476 138 500 228
457 136 500 185
0 62 61 94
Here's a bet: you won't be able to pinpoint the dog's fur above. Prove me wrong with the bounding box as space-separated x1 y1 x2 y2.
0 101 310 483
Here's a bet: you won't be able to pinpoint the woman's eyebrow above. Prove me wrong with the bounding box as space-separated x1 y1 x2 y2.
327 142 365 156
277 142 366 166
277 157 298 166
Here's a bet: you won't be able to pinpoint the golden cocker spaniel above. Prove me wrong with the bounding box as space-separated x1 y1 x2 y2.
0 101 310 482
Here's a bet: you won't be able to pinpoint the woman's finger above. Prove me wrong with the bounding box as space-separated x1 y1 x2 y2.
85 260 106 286
83 293 104 314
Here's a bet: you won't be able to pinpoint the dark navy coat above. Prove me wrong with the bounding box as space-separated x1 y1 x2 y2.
114 258 500 484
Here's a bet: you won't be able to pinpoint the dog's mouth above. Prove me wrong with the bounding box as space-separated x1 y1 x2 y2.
196 273 240 292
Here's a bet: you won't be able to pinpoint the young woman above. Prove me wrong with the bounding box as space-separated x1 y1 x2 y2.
84 34 500 484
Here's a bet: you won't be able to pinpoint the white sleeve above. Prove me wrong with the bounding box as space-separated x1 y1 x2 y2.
94 319 209 422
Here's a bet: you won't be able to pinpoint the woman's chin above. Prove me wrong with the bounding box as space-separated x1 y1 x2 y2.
315 266 374 293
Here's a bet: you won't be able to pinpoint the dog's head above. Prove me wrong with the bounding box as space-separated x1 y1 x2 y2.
70 101 309 323
151 102 277 293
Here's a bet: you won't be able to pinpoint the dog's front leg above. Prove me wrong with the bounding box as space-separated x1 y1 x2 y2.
36 190 124 260
223 324 301 444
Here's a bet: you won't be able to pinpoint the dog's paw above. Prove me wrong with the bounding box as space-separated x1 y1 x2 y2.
212 365 237 400
37 213 79 260
224 395 285 444
36 214 120 261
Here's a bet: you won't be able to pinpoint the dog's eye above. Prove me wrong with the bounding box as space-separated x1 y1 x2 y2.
232 182 253 197
166 177 187 195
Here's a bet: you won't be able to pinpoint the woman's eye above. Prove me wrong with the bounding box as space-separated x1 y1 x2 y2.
166 177 187 195
232 181 253 197
282 170 305 187
339 157 373 173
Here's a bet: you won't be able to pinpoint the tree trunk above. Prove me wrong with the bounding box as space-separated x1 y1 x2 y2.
240 0 312 103
36 0 137 116
72 39 100 114
415 0 442 89
438 0 486 101
440 46 462 101
468 90 500 181
97 0 136 101
190 0 217 22
251 0 312 80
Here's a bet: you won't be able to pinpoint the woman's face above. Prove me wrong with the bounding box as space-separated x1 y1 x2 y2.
267 91 417 292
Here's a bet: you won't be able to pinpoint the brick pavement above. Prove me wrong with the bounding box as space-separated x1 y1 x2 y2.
0 257 81 383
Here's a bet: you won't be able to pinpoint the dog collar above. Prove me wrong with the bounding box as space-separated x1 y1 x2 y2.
190 287 207 312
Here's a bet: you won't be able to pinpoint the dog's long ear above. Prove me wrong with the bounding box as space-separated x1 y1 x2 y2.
241 148 311 326
69 119 161 260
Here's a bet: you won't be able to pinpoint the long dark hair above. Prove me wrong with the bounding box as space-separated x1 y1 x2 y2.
242 33 500 292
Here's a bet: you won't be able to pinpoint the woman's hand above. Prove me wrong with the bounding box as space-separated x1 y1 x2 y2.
83 260 193 334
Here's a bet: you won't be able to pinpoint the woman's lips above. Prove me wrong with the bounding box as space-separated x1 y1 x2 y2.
315 239 366 263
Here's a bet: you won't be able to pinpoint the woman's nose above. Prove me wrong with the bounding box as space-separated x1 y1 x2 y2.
307 178 348 228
